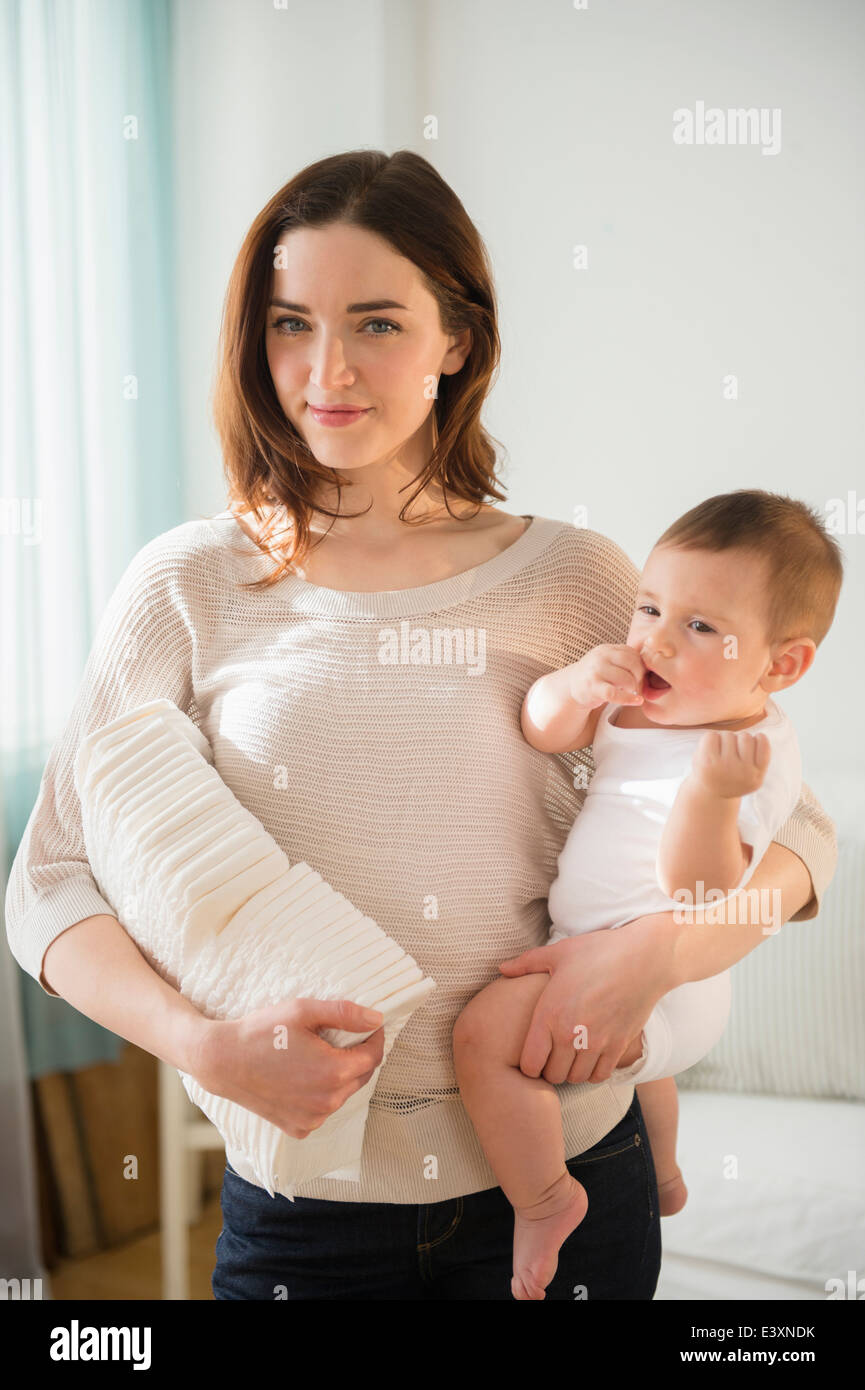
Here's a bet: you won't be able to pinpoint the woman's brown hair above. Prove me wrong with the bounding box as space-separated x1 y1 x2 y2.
211 148 507 591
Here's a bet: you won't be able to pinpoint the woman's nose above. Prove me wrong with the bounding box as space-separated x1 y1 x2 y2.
310 334 355 388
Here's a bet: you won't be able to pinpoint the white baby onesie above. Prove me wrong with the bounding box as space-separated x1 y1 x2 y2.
547 696 802 1084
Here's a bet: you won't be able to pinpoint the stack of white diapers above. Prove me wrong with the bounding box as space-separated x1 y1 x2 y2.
73 698 436 1199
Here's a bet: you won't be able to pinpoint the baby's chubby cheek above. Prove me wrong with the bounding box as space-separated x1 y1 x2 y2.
671 670 725 717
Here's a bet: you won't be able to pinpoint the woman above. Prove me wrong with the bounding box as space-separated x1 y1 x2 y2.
5 149 836 1301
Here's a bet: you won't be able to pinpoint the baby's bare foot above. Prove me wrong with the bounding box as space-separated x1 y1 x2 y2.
657 1167 688 1216
511 1172 589 1300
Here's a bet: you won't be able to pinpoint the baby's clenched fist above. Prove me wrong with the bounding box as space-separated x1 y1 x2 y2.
690 730 771 799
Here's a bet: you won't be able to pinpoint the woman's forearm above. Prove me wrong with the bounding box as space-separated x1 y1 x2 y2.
621 840 814 988
42 914 210 1073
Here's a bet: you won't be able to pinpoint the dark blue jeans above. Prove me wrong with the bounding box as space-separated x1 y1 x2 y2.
211 1092 660 1300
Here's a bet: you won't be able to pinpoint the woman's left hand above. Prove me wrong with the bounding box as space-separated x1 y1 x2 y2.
500 841 816 1086
498 916 675 1085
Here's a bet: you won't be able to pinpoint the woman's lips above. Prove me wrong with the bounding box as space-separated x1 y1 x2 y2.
308 405 371 428
642 670 671 701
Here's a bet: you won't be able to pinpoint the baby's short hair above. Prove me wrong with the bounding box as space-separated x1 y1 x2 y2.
654 489 844 647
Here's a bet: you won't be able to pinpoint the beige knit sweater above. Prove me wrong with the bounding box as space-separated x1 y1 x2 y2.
4 511 837 1203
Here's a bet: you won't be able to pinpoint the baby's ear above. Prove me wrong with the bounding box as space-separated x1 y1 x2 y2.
764 638 816 692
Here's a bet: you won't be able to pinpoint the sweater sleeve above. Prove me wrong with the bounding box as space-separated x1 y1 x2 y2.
557 525 837 922
4 532 197 995
771 781 837 921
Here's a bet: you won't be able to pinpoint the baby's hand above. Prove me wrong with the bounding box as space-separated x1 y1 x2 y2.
691 730 771 799
567 643 646 709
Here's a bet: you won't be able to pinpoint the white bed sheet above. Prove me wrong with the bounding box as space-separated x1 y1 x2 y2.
654 1090 865 1301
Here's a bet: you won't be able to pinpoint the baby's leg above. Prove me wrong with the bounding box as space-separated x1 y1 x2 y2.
452 974 588 1300
624 972 731 1219
635 1077 688 1216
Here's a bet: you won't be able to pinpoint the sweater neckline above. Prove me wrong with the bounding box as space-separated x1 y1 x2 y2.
208 510 565 618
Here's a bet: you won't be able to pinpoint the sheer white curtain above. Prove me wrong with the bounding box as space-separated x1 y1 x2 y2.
1 0 183 1280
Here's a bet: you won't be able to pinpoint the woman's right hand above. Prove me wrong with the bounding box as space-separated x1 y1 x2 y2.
191 997 386 1139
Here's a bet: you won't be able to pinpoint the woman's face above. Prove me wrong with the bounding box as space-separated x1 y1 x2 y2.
265 221 470 478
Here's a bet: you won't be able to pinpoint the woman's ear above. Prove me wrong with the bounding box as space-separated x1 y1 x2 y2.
761 637 817 693
441 327 472 375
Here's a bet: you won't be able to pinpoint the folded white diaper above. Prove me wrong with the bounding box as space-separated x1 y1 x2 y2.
73 698 436 1198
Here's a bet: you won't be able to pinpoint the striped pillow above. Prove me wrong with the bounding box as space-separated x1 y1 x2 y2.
677 836 865 1100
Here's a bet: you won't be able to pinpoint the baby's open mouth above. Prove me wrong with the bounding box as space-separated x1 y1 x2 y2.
643 670 671 693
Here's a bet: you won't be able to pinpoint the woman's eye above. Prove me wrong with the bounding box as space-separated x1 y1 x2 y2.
364 319 401 335
272 317 401 336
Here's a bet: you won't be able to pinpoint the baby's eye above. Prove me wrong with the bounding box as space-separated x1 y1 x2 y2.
689 620 715 633
637 605 660 617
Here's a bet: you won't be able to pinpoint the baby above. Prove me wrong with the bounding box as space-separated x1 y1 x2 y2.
452 489 843 1301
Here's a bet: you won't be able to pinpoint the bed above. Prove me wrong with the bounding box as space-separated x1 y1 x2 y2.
655 805 865 1302
656 1091 865 1300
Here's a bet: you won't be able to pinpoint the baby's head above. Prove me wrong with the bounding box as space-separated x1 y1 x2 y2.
627 490 844 727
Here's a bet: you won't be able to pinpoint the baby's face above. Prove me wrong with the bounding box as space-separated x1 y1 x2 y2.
625 544 776 727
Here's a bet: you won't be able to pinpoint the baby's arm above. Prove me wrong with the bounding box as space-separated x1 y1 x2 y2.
520 643 646 753
656 730 771 899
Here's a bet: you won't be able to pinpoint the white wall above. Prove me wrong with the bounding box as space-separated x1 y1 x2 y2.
171 0 863 814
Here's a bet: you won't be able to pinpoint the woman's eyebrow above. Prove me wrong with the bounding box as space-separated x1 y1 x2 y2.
269 297 412 313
